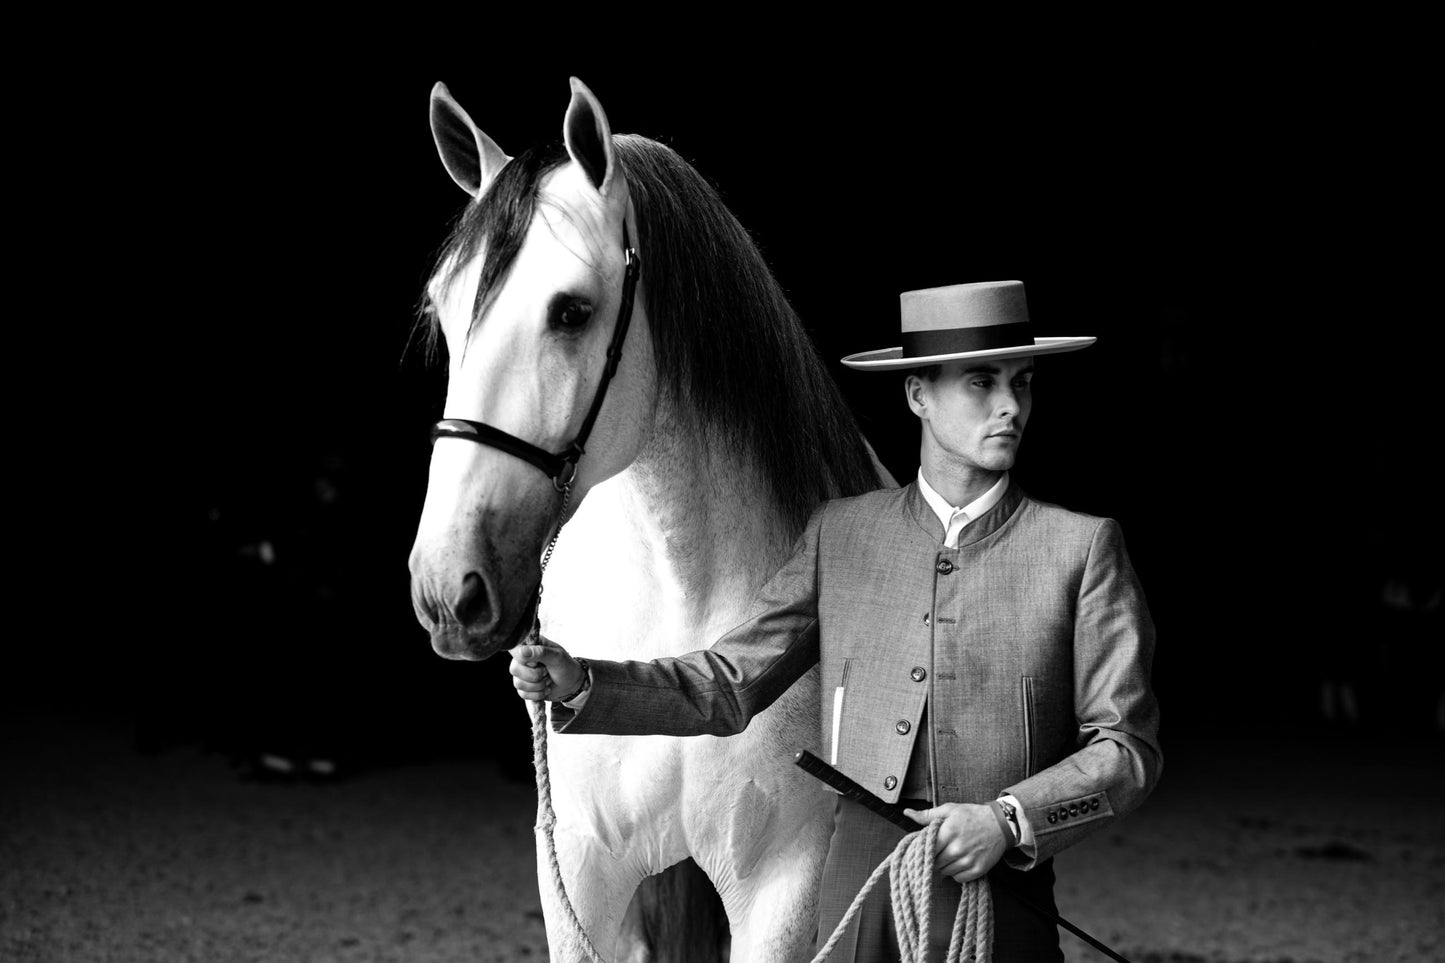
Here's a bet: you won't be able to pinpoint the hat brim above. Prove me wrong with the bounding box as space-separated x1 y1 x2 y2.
840 336 1096 371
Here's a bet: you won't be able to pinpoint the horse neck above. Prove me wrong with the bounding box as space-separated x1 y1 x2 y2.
615 398 797 625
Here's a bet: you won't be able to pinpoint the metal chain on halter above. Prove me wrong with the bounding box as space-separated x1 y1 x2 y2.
811 819 994 963
533 480 572 619
524 481 609 963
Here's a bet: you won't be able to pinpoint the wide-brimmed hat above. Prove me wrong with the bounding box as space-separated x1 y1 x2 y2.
841 280 1095 370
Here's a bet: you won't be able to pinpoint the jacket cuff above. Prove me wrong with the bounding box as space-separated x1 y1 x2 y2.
549 658 623 733
1004 784 1115 867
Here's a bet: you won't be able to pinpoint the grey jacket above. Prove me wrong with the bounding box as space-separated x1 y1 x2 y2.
555 482 1161 868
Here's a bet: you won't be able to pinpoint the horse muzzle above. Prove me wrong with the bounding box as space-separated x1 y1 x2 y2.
409 562 540 661
409 440 562 660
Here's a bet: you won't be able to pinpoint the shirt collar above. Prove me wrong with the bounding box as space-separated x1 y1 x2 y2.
917 469 1010 547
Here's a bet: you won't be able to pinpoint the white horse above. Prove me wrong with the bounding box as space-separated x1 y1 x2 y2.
408 77 892 961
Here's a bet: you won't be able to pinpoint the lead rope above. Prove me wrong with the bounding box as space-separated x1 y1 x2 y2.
524 482 609 963
810 820 993 963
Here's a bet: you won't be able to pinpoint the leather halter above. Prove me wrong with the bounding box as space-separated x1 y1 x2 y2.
430 223 641 491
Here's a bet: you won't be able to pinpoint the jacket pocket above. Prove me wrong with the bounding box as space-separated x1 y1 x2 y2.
831 659 853 765
1020 676 1037 777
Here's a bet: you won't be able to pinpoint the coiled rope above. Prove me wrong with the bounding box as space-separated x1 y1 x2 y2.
809 819 994 963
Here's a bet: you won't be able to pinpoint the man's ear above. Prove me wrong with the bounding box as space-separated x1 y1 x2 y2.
904 374 929 419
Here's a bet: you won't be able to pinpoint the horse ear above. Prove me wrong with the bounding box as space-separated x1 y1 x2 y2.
563 77 618 196
430 82 511 198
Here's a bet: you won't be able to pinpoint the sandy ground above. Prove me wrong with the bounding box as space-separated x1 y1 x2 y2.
3 714 1442 962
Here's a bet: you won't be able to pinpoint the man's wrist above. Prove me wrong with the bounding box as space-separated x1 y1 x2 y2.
556 657 591 703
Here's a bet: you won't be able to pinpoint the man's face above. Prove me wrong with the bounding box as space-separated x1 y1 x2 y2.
906 357 1035 474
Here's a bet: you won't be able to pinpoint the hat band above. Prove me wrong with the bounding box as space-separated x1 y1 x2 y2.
901 320 1032 359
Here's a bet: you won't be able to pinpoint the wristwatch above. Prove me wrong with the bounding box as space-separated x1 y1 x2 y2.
997 798 1021 845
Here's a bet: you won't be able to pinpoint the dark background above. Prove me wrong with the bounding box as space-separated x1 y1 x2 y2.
19 31 1439 772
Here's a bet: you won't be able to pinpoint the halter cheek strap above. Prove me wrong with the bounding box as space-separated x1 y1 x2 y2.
430 222 641 491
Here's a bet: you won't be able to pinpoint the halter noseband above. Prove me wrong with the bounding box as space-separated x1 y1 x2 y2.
430 223 641 492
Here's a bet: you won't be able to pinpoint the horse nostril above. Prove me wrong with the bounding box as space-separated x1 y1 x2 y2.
451 571 493 627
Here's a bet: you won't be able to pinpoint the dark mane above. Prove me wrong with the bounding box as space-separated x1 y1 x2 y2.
419 136 880 533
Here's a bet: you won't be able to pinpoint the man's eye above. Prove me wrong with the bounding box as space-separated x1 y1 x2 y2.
972 379 993 389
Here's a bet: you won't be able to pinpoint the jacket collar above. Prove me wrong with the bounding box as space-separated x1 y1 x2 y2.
906 476 1025 549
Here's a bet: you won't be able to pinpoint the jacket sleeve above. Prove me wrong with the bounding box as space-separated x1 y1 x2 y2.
549 504 826 737
1003 517 1162 868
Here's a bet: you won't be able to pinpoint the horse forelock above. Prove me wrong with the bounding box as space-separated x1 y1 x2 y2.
413 135 880 532
415 142 571 363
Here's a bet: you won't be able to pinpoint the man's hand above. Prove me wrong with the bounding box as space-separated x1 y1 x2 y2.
902 802 1009 883
508 640 584 703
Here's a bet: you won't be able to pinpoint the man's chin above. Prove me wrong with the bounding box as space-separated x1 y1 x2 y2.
969 455 1016 474
978 443 1020 471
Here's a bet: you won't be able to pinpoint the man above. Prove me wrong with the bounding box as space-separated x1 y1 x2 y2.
511 280 1161 962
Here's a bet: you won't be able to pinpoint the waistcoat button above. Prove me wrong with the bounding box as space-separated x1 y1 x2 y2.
936 559 954 574
883 775 898 791
910 666 927 682
895 720 911 735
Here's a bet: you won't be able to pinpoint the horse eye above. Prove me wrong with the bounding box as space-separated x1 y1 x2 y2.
553 300 594 330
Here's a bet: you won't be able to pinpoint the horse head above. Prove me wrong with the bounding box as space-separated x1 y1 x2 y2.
409 79 658 661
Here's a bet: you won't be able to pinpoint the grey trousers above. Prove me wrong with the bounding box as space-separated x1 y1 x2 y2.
815 797 1064 962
